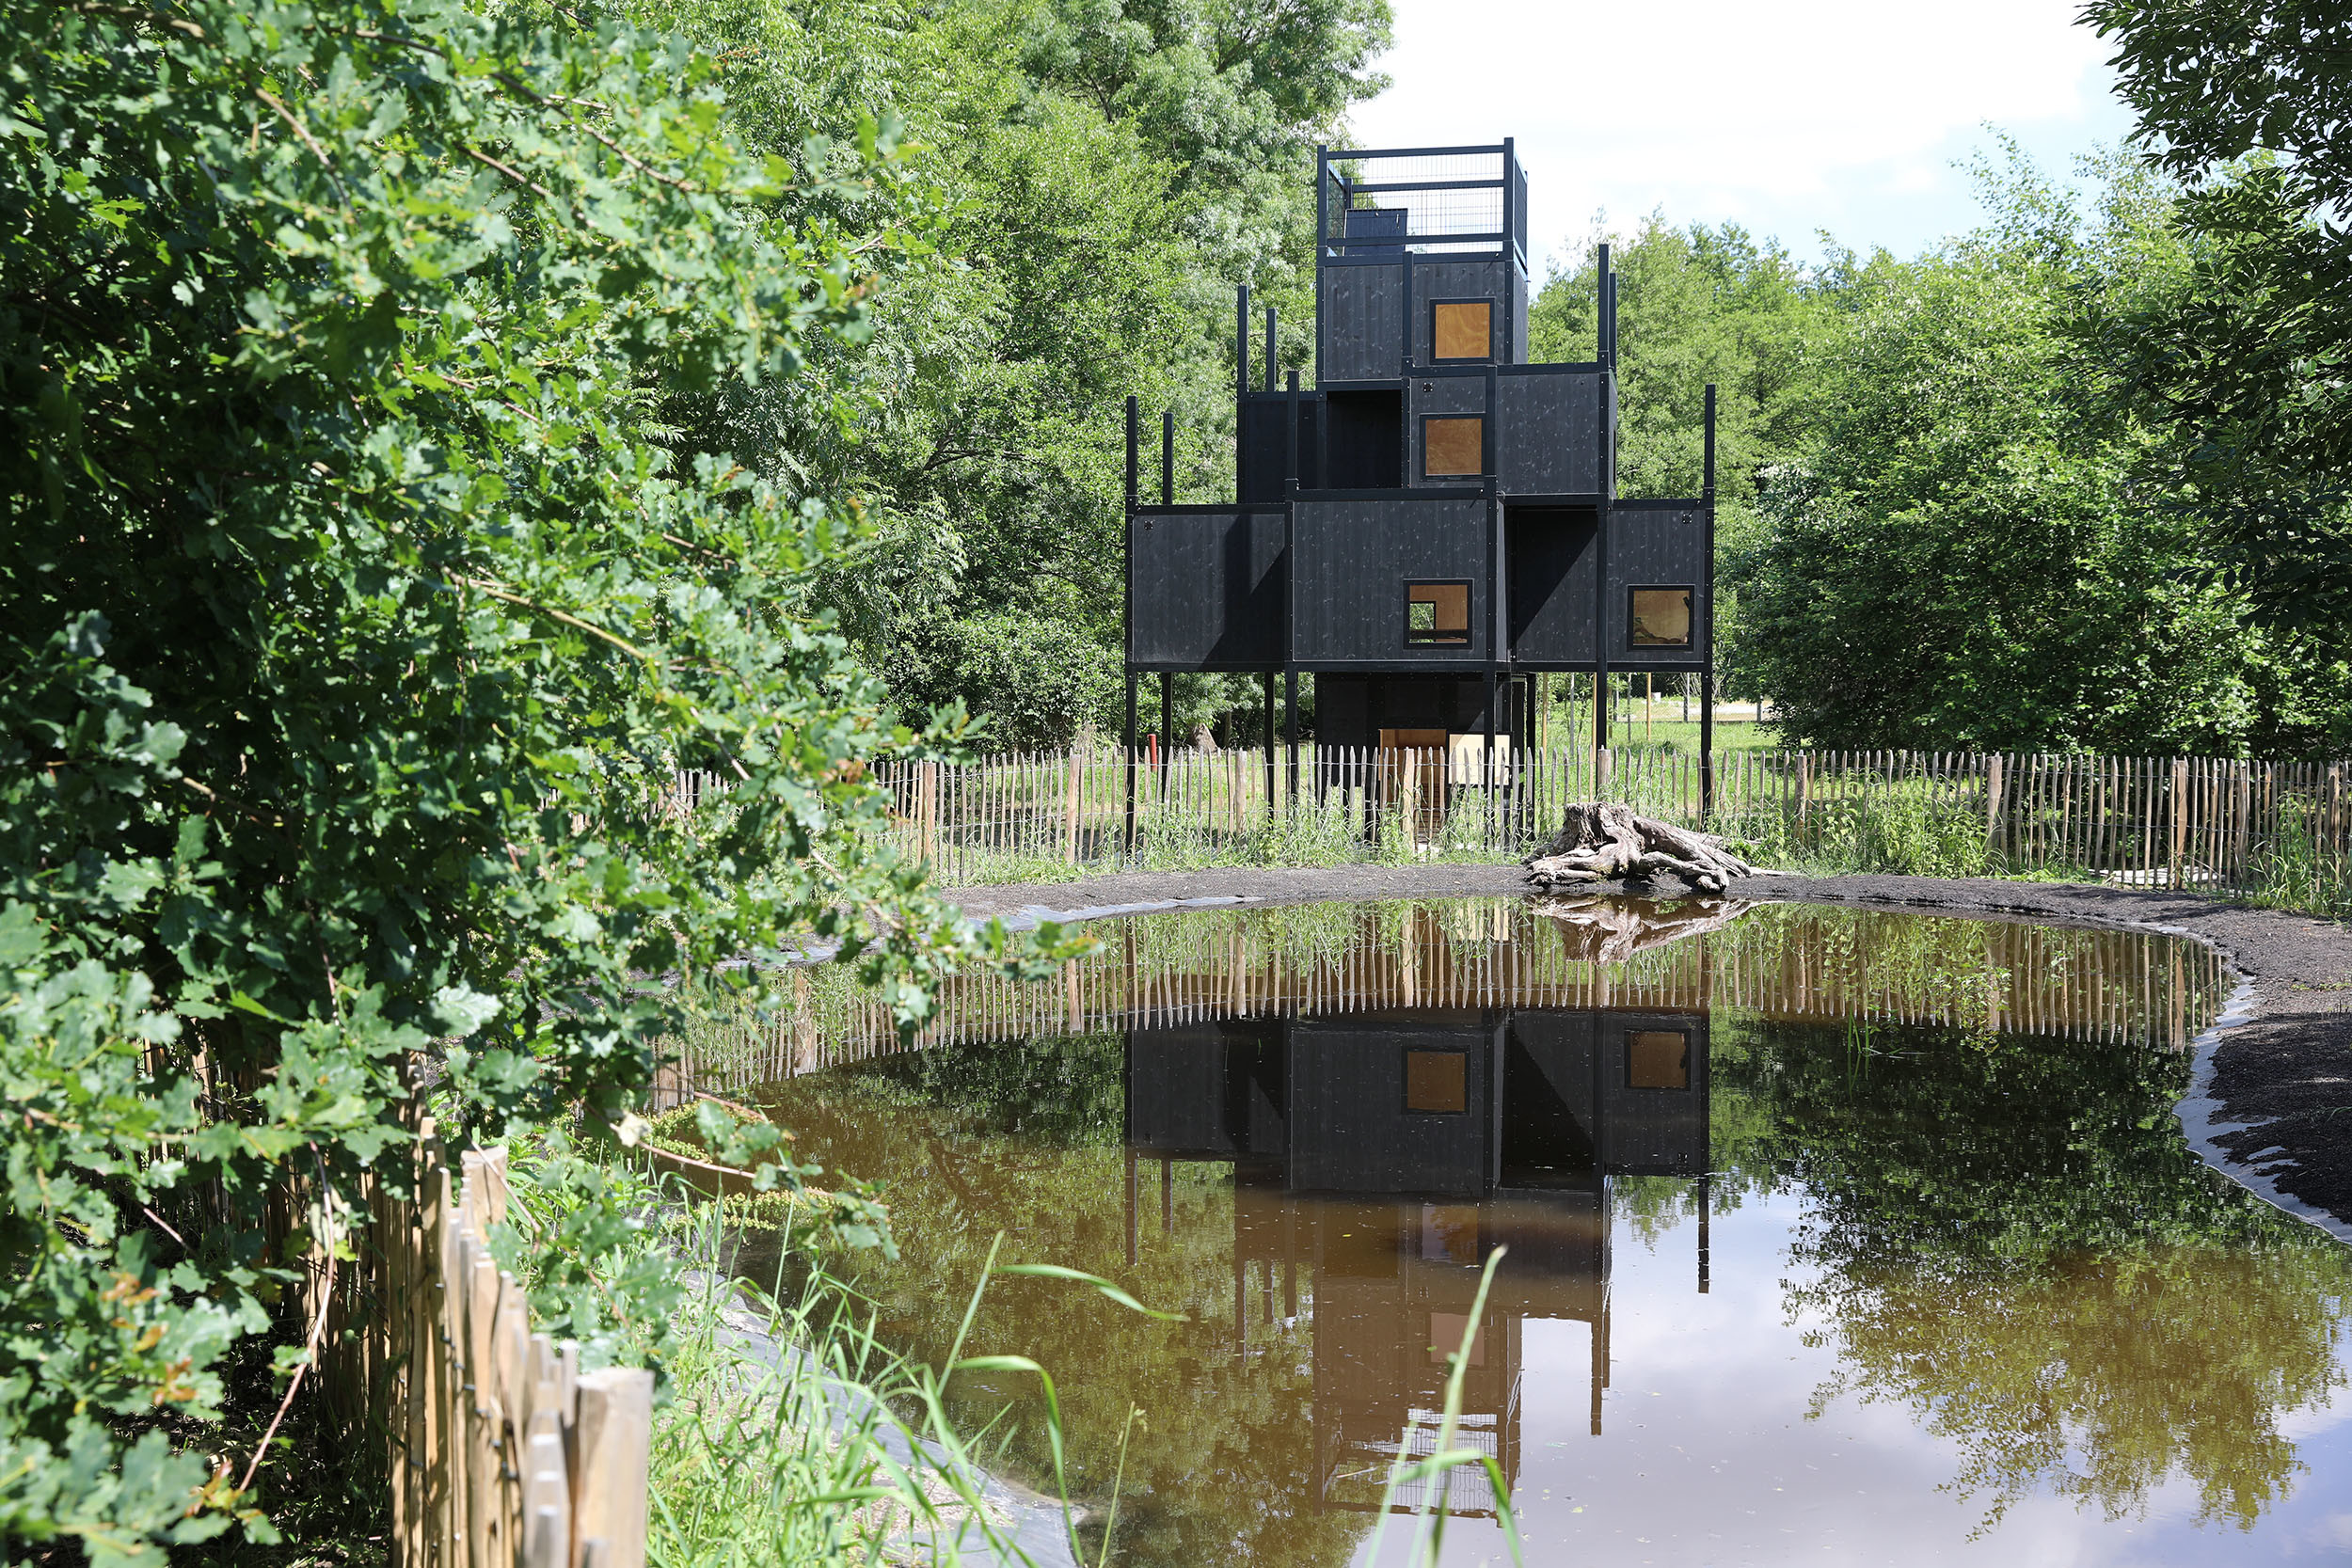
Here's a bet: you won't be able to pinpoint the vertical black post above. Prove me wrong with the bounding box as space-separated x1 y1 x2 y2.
1483 666 1499 846
1501 136 1518 363
1486 357 1503 824
1312 144 1327 390
1235 286 1250 503
1594 245 1614 790
1235 284 1250 399
1597 242 1614 366
1284 668 1298 801
1402 249 1415 372
1283 367 1303 806
1262 672 1277 818
1697 1175 1711 1294
1264 306 1278 393
1284 369 1300 486
1161 410 1174 506
1700 382 1718 819
1159 671 1174 790
1124 395 1138 850
1123 672 1138 852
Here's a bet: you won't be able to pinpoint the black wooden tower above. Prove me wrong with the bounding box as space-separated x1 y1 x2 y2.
1122 140 1718 808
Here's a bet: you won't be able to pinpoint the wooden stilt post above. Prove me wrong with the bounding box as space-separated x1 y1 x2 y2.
1123 393 1138 856
1699 383 1717 821
1263 672 1277 823
1123 673 1137 855
1284 668 1299 805
1159 670 1173 797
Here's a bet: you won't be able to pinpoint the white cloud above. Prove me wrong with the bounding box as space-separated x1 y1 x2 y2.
1346 0 2137 267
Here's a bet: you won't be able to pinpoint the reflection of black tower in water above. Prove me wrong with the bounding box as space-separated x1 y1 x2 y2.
1121 140 1721 816
1123 1002 1710 1515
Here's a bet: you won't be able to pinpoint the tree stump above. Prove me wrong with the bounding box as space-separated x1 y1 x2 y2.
1522 801 1760 895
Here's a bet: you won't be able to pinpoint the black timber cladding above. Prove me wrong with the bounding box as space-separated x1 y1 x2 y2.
1606 500 1708 668
1119 1006 1708 1192
1120 140 1718 695
1506 505 1597 664
1320 265 1404 382
1497 372 1603 495
1595 1011 1709 1175
1291 497 1488 664
1128 507 1287 669
1287 1013 1498 1197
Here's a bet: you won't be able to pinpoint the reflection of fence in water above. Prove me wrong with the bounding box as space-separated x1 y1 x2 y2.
656 902 2232 1103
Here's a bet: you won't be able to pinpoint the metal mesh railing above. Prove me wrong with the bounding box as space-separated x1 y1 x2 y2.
1323 149 1512 255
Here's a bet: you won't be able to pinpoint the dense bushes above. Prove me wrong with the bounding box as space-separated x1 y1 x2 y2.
0 1 1032 1554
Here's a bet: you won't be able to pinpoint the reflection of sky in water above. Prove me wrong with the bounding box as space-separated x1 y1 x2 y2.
712 899 2351 1568
1372 1192 2352 1565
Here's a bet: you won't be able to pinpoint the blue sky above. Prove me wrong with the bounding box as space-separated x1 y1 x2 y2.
1346 0 2139 275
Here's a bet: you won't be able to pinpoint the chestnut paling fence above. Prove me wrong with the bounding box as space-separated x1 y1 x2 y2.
671 745 2352 895
337 1111 655 1568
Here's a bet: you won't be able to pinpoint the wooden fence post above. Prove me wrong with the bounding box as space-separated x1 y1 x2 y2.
2330 763 2344 881
1062 751 1082 866
574 1369 655 1568
917 761 937 870
2170 758 2188 885
1984 753 2003 861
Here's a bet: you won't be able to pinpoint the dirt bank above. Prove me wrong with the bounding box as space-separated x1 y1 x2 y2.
941 864 2352 1238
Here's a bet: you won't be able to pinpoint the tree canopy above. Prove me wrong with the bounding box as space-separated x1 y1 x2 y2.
0 0 1026 1552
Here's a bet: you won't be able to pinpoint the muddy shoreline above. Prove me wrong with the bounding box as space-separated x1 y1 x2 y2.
941 864 2352 1237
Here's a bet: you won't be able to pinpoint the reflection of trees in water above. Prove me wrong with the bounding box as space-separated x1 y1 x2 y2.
1716 1017 2352 1531
755 1033 1370 1568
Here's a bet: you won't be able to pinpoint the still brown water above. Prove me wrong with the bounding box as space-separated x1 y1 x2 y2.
705 897 2352 1566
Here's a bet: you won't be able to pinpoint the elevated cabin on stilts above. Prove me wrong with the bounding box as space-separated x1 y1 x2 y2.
1121 141 1719 836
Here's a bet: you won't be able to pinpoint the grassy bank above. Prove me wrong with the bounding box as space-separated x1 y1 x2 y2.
478 1117 1518 1568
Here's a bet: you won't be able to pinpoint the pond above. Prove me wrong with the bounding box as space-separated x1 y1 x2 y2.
686 896 2352 1566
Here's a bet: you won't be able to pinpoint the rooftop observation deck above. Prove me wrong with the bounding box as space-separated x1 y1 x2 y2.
1320 143 1532 268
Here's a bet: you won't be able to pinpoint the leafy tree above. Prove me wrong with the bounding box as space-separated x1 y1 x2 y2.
2084 1 2352 648
637 0 1392 749
1724 153 2345 752
0 0 1025 1553
1530 217 1842 692
1720 1014 2352 1530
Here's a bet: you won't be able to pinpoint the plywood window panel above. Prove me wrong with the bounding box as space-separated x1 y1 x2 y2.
1422 416 1484 478
1629 586 1693 647
1627 1030 1691 1090
1404 1049 1469 1113
1405 580 1471 646
1428 1309 1488 1366
1421 1207 1481 1266
1432 299 1492 362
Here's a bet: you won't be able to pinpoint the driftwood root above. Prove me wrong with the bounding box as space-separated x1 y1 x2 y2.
1521 801 1759 894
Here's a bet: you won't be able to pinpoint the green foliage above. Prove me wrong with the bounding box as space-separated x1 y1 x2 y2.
2085 2 2352 649
1718 1014 2352 1528
1534 138 2352 754
632 0 1391 749
1718 776 1994 879
1724 151 2340 752
0 0 1035 1552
